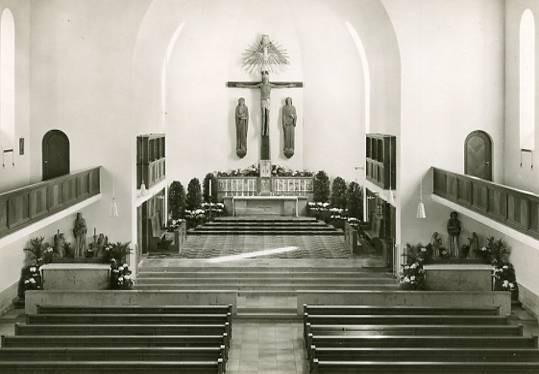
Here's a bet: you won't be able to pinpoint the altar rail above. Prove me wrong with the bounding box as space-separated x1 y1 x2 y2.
217 176 313 200
0 167 101 239
432 167 539 240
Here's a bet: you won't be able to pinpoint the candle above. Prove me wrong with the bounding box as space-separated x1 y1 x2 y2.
209 179 212 197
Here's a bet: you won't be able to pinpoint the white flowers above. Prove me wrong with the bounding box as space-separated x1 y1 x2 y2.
29 267 36 273
420 248 427 253
481 246 487 252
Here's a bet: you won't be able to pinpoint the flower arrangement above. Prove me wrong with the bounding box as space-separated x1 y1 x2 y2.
201 202 226 216
24 237 54 265
493 263 518 295
104 242 132 263
307 201 331 222
216 164 259 177
184 208 207 228
167 218 185 232
215 164 313 178
475 236 510 265
20 265 43 293
271 164 313 177
399 261 425 290
110 259 134 290
399 243 432 290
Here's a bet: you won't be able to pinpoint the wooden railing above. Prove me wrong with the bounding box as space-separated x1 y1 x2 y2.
432 167 539 240
0 167 101 239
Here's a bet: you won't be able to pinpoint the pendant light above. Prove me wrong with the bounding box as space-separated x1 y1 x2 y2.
416 174 426 219
388 140 395 205
111 180 120 217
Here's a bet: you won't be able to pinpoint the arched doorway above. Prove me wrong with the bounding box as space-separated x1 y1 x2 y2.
465 130 492 181
42 130 70 180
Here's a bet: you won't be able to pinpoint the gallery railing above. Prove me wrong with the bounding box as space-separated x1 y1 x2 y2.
0 167 101 239
432 167 539 240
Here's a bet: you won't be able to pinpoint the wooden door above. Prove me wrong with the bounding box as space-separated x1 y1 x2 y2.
465 131 492 181
42 130 70 180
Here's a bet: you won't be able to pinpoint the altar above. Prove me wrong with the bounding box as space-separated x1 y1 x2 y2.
223 195 308 217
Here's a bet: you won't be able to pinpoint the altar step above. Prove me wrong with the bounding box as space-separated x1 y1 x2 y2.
135 266 398 292
188 217 341 236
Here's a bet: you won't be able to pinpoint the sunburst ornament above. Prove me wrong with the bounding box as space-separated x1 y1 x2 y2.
242 34 290 74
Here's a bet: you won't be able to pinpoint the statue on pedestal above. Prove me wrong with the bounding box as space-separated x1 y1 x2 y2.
447 211 461 257
53 230 65 258
73 213 87 258
235 97 249 158
282 97 297 158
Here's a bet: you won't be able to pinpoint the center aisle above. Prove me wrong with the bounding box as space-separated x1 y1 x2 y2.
228 321 307 374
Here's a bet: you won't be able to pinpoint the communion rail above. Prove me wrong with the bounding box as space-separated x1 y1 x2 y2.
432 167 539 240
0 167 101 239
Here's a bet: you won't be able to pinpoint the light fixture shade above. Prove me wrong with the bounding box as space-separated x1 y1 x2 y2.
140 181 147 196
388 190 395 205
111 198 120 217
416 201 426 219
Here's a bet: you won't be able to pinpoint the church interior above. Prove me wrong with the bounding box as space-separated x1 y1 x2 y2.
0 0 539 373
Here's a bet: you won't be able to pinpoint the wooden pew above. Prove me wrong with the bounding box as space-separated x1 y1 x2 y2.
304 313 508 325
0 359 225 374
27 313 232 325
310 359 539 374
0 346 226 362
303 305 500 316
310 346 539 362
304 323 524 349
308 335 538 349
26 313 233 337
36 305 233 316
15 322 229 338
1 334 229 352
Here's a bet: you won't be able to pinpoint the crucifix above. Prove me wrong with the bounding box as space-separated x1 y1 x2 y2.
227 71 303 161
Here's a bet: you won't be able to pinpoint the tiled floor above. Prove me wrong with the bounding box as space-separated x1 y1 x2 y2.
227 321 308 374
152 234 352 259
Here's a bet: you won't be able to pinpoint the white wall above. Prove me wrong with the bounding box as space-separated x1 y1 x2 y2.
505 0 539 193
382 0 506 251
29 0 151 244
132 0 400 186
0 0 31 191
503 0 539 310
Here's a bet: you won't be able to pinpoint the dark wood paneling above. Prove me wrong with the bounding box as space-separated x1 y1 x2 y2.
432 167 539 240
366 134 396 190
0 167 101 239
137 134 166 190
29 186 48 219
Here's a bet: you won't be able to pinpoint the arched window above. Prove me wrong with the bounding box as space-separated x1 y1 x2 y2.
0 8 15 149
520 9 535 151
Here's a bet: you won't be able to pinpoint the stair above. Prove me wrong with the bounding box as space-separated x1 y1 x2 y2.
188 216 342 236
135 266 398 293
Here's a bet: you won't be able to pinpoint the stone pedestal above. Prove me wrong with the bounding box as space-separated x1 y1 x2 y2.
41 263 110 290
424 264 493 291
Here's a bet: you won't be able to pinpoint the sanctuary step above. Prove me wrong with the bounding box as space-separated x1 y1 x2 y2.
188 216 341 236
136 265 397 293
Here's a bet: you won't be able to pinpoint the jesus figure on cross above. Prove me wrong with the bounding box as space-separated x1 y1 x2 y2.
227 71 302 160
